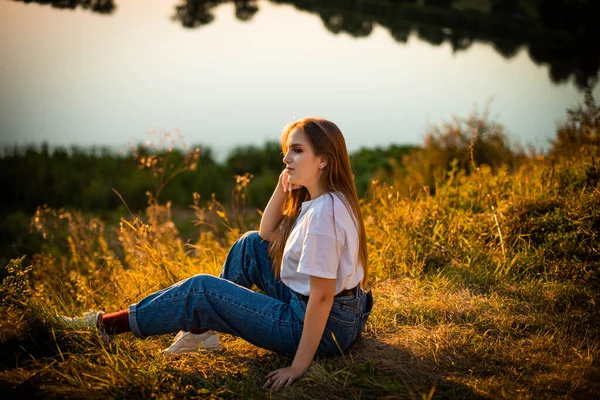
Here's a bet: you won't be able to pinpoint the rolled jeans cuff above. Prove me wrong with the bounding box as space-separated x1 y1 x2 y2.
128 303 144 338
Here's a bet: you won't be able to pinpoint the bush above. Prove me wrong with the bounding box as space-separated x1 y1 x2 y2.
550 88 599 158
395 108 527 196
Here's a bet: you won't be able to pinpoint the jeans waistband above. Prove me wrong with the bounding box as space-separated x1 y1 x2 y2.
297 285 359 303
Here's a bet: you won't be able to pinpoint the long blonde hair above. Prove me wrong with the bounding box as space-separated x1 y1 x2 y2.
268 117 369 286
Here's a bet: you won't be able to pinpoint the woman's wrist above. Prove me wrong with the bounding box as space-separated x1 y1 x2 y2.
290 360 310 374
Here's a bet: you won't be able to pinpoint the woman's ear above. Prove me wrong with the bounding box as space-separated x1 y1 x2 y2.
319 158 327 169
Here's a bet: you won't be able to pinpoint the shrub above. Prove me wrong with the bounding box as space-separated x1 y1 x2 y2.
550 88 599 158
395 107 526 196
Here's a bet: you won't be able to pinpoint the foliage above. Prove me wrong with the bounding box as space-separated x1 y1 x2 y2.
365 153 599 284
394 106 528 197
549 87 600 158
225 141 283 176
350 145 416 197
0 257 32 308
0 141 229 215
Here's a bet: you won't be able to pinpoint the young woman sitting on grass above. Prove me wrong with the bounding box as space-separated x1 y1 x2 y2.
60 117 373 391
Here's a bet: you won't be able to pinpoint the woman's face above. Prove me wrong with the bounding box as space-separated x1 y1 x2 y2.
282 128 325 195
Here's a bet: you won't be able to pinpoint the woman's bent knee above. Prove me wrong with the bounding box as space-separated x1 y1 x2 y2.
238 230 269 249
240 230 262 242
181 273 216 292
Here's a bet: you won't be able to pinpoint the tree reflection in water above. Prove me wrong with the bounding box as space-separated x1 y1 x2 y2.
16 0 115 14
171 0 258 28
13 0 599 89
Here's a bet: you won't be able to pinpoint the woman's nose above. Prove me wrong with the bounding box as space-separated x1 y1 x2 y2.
282 151 290 164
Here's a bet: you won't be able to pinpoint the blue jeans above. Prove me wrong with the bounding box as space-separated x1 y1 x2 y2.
128 231 373 357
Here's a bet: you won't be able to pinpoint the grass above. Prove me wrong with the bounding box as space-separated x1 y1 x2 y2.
1 101 599 398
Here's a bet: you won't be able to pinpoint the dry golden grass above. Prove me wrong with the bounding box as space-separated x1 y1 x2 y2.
1 143 599 398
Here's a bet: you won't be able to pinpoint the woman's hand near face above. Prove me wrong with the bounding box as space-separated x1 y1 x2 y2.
280 170 302 193
259 169 301 241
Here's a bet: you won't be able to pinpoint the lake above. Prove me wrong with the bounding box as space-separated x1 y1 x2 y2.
1 0 598 160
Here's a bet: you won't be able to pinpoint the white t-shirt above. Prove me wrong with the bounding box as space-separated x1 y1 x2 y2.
280 192 364 296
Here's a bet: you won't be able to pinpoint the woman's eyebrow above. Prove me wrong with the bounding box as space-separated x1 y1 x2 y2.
287 143 304 148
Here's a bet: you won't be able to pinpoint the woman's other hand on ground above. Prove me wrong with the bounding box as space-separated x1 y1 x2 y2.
263 365 305 391
280 170 302 193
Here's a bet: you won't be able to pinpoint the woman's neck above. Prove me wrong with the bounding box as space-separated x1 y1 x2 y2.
306 185 327 200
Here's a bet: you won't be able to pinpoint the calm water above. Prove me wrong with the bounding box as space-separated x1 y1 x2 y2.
1 0 598 160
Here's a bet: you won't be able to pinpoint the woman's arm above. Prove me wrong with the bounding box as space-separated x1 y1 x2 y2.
259 170 299 241
292 276 335 368
263 276 335 391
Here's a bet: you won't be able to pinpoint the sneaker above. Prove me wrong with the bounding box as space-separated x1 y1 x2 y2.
56 310 105 331
56 310 111 342
162 330 221 354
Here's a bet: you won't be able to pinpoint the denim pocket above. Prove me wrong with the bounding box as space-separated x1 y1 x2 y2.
329 296 360 326
328 305 358 327
321 315 357 357
297 292 362 357
358 290 374 336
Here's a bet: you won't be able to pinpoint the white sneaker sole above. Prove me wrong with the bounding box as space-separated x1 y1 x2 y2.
162 331 221 354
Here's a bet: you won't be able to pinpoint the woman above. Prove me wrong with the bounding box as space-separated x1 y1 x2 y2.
61 117 373 391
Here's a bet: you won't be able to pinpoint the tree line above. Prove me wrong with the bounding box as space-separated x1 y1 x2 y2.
0 140 416 214
3 89 598 216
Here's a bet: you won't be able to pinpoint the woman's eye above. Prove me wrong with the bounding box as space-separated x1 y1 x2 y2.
293 148 302 153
